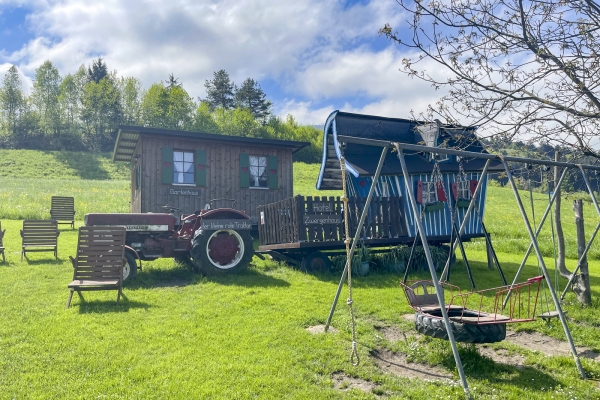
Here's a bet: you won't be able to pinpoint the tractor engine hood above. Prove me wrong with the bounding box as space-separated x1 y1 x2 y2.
84 213 177 232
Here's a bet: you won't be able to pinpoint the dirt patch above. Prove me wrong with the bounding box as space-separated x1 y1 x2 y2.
375 325 414 343
477 345 526 369
332 372 380 395
505 331 600 361
306 325 337 334
402 313 415 322
372 349 455 382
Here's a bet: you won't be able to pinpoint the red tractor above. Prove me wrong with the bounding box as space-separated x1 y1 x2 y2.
84 200 255 281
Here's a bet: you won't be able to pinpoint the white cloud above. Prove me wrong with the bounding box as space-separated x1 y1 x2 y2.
0 0 448 124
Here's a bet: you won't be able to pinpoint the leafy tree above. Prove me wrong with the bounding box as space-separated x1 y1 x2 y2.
0 65 26 145
31 60 62 140
381 0 600 157
235 78 272 122
213 107 261 137
59 65 87 137
87 57 108 84
192 101 220 134
141 81 195 130
204 69 235 110
119 77 143 125
80 76 122 151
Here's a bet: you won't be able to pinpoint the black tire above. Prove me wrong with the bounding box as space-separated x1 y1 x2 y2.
190 229 254 275
123 252 138 282
414 311 506 344
300 251 331 272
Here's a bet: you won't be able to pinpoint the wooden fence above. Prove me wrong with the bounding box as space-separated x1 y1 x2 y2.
257 195 406 245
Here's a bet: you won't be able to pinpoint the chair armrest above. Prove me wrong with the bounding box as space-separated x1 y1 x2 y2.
69 256 76 268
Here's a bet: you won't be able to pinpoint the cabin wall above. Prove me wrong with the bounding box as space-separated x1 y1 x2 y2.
347 172 487 238
138 135 293 221
130 139 143 213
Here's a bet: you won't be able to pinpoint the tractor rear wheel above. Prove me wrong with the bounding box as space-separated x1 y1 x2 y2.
190 229 254 275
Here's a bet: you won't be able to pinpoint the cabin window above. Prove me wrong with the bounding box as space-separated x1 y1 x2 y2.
249 155 268 188
173 150 195 184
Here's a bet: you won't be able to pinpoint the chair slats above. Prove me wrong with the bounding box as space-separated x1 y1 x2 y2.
21 220 59 261
66 226 127 308
50 196 75 229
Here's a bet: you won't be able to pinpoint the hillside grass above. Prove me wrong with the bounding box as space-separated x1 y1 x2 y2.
1 150 600 398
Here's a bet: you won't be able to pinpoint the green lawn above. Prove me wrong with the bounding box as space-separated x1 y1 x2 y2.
1 153 600 398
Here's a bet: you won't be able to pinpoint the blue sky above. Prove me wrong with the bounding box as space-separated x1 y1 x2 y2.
0 0 447 125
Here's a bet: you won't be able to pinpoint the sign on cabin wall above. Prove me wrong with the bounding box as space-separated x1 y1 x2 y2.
168 187 201 196
304 214 342 225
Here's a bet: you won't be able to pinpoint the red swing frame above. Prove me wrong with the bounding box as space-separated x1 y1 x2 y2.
400 276 544 325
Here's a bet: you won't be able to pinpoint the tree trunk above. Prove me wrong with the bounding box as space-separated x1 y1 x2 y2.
572 199 592 306
554 150 571 278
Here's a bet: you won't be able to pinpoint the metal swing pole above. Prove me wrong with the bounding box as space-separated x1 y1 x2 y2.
560 166 600 301
502 158 586 379
502 167 569 309
325 146 389 332
396 145 471 399
440 159 491 282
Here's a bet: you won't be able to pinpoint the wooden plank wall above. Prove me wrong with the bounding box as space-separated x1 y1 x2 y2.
130 140 142 213
258 195 407 245
139 135 293 221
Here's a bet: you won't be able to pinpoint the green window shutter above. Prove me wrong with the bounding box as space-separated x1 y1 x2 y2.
268 155 278 189
195 149 207 186
240 153 250 188
162 147 173 184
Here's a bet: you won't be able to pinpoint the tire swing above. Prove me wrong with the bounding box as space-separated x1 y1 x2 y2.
401 161 545 344
401 276 545 344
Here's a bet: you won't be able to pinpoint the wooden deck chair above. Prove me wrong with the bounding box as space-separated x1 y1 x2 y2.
20 220 60 261
66 226 127 308
0 221 5 263
50 196 75 229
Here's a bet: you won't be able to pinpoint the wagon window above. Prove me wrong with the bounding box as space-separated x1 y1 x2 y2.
423 181 438 204
249 156 268 188
173 150 194 184
458 180 471 200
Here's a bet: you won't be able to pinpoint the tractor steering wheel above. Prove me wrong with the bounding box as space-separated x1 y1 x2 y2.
162 205 183 214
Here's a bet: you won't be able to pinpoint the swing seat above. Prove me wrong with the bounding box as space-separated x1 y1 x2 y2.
538 310 563 320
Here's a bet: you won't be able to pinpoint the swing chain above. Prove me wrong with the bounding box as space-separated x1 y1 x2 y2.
340 157 360 366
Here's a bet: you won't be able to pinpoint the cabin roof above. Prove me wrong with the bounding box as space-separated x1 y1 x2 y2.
317 111 504 190
113 125 310 163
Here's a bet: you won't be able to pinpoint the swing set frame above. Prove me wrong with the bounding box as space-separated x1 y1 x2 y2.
324 136 600 399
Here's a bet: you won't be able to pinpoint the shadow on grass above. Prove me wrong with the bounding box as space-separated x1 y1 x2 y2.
51 151 112 180
443 346 562 391
125 263 291 289
207 268 291 287
23 258 64 266
76 295 151 314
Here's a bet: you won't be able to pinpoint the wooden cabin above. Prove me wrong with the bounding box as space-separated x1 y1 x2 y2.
113 126 309 223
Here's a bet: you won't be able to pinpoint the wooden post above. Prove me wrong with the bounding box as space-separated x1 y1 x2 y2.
572 199 592 306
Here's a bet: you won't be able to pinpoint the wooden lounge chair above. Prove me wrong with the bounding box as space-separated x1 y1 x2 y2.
20 220 60 261
50 196 75 229
0 221 5 263
66 226 127 308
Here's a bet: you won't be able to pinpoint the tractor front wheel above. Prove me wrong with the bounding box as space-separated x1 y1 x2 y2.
123 252 138 282
190 229 254 275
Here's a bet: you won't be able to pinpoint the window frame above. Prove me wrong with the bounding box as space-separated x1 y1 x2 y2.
422 181 438 204
249 155 269 189
172 150 195 186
